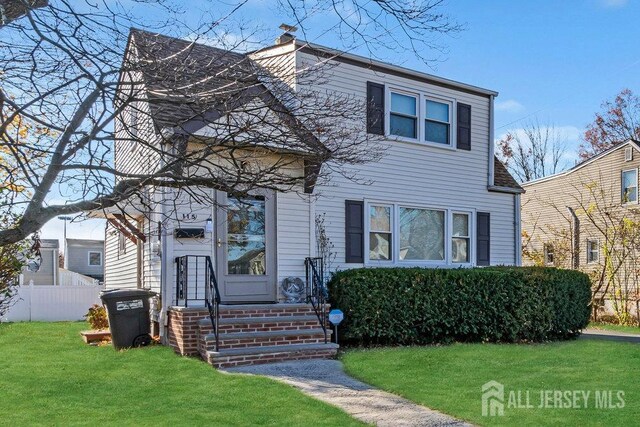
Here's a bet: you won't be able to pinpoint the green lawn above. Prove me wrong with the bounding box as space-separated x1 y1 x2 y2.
0 322 360 426
589 322 640 335
342 340 639 426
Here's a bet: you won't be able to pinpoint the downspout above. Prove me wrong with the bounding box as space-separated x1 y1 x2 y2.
158 132 174 343
488 95 495 187
515 194 522 266
567 207 580 269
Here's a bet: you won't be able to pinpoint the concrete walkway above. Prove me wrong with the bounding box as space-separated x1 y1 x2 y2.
225 360 471 427
581 328 640 343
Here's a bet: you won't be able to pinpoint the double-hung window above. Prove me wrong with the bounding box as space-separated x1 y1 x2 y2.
544 244 554 265
425 99 451 145
587 239 599 264
389 92 417 139
452 213 470 263
399 207 445 261
369 204 392 261
622 169 637 203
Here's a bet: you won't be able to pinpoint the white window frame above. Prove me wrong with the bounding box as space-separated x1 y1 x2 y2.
88 251 103 267
424 96 454 146
385 86 457 150
364 200 475 267
367 203 394 263
586 239 599 264
388 89 419 141
544 243 554 266
621 168 638 204
451 211 472 264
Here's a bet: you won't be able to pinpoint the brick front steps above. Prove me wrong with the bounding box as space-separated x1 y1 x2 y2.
168 303 338 368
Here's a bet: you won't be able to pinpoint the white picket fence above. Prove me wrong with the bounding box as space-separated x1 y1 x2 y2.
1 282 104 322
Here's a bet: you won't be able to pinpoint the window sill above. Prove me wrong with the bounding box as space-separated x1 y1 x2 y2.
387 135 457 151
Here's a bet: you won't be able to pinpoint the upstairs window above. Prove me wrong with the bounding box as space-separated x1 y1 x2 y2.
389 92 417 139
425 99 451 145
544 244 554 265
587 239 599 264
622 169 637 203
369 205 392 261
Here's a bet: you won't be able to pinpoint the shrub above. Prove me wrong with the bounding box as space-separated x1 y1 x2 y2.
328 266 591 346
84 304 109 330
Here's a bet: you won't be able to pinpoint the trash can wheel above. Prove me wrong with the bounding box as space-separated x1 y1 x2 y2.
132 334 151 347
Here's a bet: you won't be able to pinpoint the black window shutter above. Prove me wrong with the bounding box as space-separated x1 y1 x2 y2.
366 82 385 135
345 200 364 263
476 212 490 266
457 103 471 151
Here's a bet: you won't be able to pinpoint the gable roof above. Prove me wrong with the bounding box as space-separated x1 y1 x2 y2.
521 139 640 187
126 29 258 132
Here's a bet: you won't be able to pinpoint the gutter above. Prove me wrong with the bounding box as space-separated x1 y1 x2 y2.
515 194 522 266
487 185 525 194
488 95 495 187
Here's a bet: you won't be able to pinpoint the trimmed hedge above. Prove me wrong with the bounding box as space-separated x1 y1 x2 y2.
328 267 591 345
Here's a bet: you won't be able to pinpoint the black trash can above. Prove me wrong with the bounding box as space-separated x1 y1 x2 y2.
100 289 156 350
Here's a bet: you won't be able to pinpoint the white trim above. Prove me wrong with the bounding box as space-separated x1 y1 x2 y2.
87 251 103 267
291 39 499 97
385 86 457 151
621 168 638 204
515 194 522 266
586 238 600 264
364 199 476 267
424 95 455 146
522 139 640 187
387 88 419 142
489 95 495 186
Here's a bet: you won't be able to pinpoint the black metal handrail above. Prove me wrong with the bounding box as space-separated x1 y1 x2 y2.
175 255 221 351
305 257 328 343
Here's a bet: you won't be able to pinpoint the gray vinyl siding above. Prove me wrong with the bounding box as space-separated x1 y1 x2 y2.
296 51 517 267
65 243 104 278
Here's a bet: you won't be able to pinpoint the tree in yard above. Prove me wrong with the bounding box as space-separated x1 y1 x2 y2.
0 0 463 247
579 88 640 160
497 118 568 182
523 175 640 325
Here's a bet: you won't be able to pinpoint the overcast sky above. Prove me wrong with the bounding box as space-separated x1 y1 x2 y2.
41 0 640 247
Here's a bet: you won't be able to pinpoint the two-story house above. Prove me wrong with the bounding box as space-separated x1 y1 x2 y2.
521 139 640 320
102 29 523 367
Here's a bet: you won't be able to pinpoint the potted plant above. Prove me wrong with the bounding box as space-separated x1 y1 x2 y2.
80 304 111 344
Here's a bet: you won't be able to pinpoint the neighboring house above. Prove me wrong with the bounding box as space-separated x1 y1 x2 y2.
64 239 105 282
521 139 640 318
100 29 523 367
21 239 59 286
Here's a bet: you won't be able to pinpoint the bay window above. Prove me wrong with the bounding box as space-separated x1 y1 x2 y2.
389 92 418 139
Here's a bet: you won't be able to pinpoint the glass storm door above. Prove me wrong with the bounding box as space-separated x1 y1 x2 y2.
215 191 276 302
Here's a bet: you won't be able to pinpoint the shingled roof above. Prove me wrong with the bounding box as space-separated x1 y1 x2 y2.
126 29 266 132
493 157 524 193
